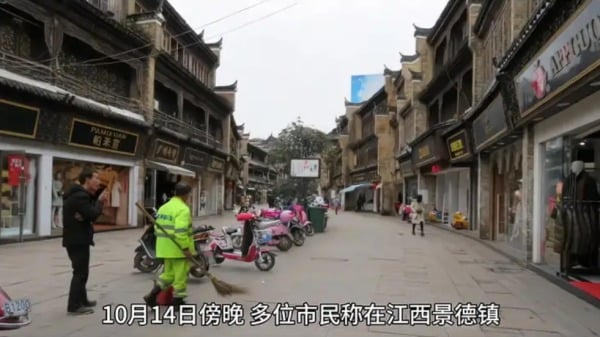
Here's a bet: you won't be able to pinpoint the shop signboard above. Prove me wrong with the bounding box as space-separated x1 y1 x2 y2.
412 135 445 168
472 95 508 152
68 118 139 156
399 160 414 177
183 148 209 169
446 129 471 161
515 0 600 117
208 156 225 173
151 138 180 164
0 99 39 139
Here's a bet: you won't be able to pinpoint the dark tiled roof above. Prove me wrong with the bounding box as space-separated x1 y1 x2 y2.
400 52 420 63
383 65 400 77
413 24 432 37
207 38 223 48
215 80 238 92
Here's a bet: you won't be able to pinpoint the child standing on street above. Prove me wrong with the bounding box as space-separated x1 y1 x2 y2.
410 194 425 236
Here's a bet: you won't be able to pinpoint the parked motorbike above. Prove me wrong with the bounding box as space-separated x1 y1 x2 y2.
292 204 315 236
207 212 276 271
260 208 282 219
230 216 293 251
0 287 31 330
280 210 305 246
133 220 211 278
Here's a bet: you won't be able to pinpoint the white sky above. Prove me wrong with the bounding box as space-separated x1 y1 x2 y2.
169 0 449 138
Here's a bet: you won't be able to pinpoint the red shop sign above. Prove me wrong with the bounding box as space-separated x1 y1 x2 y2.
7 155 30 187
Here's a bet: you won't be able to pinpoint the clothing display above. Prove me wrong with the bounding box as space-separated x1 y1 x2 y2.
557 160 600 273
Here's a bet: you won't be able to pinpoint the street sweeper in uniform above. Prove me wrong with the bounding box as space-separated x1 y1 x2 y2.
143 182 195 309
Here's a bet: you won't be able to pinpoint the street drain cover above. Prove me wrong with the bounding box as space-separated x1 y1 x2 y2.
311 257 349 262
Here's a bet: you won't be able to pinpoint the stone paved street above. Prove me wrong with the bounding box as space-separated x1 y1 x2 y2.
1 210 600 337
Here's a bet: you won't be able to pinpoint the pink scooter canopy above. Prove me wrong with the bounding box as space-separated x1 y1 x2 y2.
236 212 256 221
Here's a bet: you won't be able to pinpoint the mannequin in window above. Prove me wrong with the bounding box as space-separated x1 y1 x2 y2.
52 171 64 229
561 159 600 270
509 189 522 242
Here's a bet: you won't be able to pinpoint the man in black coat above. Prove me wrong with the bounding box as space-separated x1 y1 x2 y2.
62 168 108 315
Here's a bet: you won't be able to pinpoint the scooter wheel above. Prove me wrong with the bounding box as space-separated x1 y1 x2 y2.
255 251 276 271
292 228 305 246
276 236 293 251
305 224 315 237
189 254 209 278
231 236 242 250
134 251 160 273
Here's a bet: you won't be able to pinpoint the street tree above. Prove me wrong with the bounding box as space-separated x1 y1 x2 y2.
269 117 329 201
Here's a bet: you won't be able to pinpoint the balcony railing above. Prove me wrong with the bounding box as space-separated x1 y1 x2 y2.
154 110 224 150
0 51 143 115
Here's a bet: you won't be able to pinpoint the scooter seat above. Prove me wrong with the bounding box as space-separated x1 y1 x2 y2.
194 225 214 233
222 227 239 235
256 219 280 229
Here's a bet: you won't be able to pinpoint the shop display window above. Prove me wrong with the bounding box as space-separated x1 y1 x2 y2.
543 132 600 280
52 159 130 226
0 153 37 238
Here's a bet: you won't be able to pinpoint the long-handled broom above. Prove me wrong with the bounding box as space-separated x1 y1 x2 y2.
135 202 247 296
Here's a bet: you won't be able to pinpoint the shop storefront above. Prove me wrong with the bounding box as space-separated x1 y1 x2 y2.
144 137 196 212
472 91 525 253
201 155 225 216
444 128 476 229
181 147 212 217
344 170 378 212
518 0 600 281
397 156 416 205
410 131 449 214
0 96 146 240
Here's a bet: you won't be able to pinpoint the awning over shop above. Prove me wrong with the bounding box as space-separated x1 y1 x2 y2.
339 183 371 194
146 160 196 178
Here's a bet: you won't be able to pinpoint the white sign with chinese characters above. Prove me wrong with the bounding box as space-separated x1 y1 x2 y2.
290 159 320 178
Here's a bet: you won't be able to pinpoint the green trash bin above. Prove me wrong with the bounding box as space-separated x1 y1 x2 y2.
308 207 327 233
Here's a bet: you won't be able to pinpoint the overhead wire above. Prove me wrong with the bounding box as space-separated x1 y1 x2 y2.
71 0 279 66
4 0 283 70
26 1 301 69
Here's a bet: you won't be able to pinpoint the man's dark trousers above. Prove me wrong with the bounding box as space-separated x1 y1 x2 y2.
66 245 90 311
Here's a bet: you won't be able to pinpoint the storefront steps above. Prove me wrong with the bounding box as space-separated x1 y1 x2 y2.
426 220 600 310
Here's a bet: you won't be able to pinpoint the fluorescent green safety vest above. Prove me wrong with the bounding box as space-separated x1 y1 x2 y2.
155 197 195 258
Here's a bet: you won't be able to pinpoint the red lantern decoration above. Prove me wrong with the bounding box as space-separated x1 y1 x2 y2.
431 164 442 174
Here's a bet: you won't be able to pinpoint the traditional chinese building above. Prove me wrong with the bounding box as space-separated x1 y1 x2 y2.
0 0 238 242
411 0 476 226
471 0 600 302
132 0 234 217
243 140 278 204
338 85 396 214
0 0 154 240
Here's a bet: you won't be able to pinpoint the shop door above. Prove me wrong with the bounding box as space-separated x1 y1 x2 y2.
492 171 506 241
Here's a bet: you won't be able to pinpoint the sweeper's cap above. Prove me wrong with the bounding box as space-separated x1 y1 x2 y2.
174 182 192 196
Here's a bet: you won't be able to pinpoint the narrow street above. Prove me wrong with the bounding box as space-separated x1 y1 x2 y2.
1 211 599 337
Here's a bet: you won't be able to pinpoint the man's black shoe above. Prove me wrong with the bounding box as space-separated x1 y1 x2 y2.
68 307 94 315
83 300 97 307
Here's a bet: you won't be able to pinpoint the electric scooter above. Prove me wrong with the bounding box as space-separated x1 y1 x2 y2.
207 212 276 271
133 223 212 278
